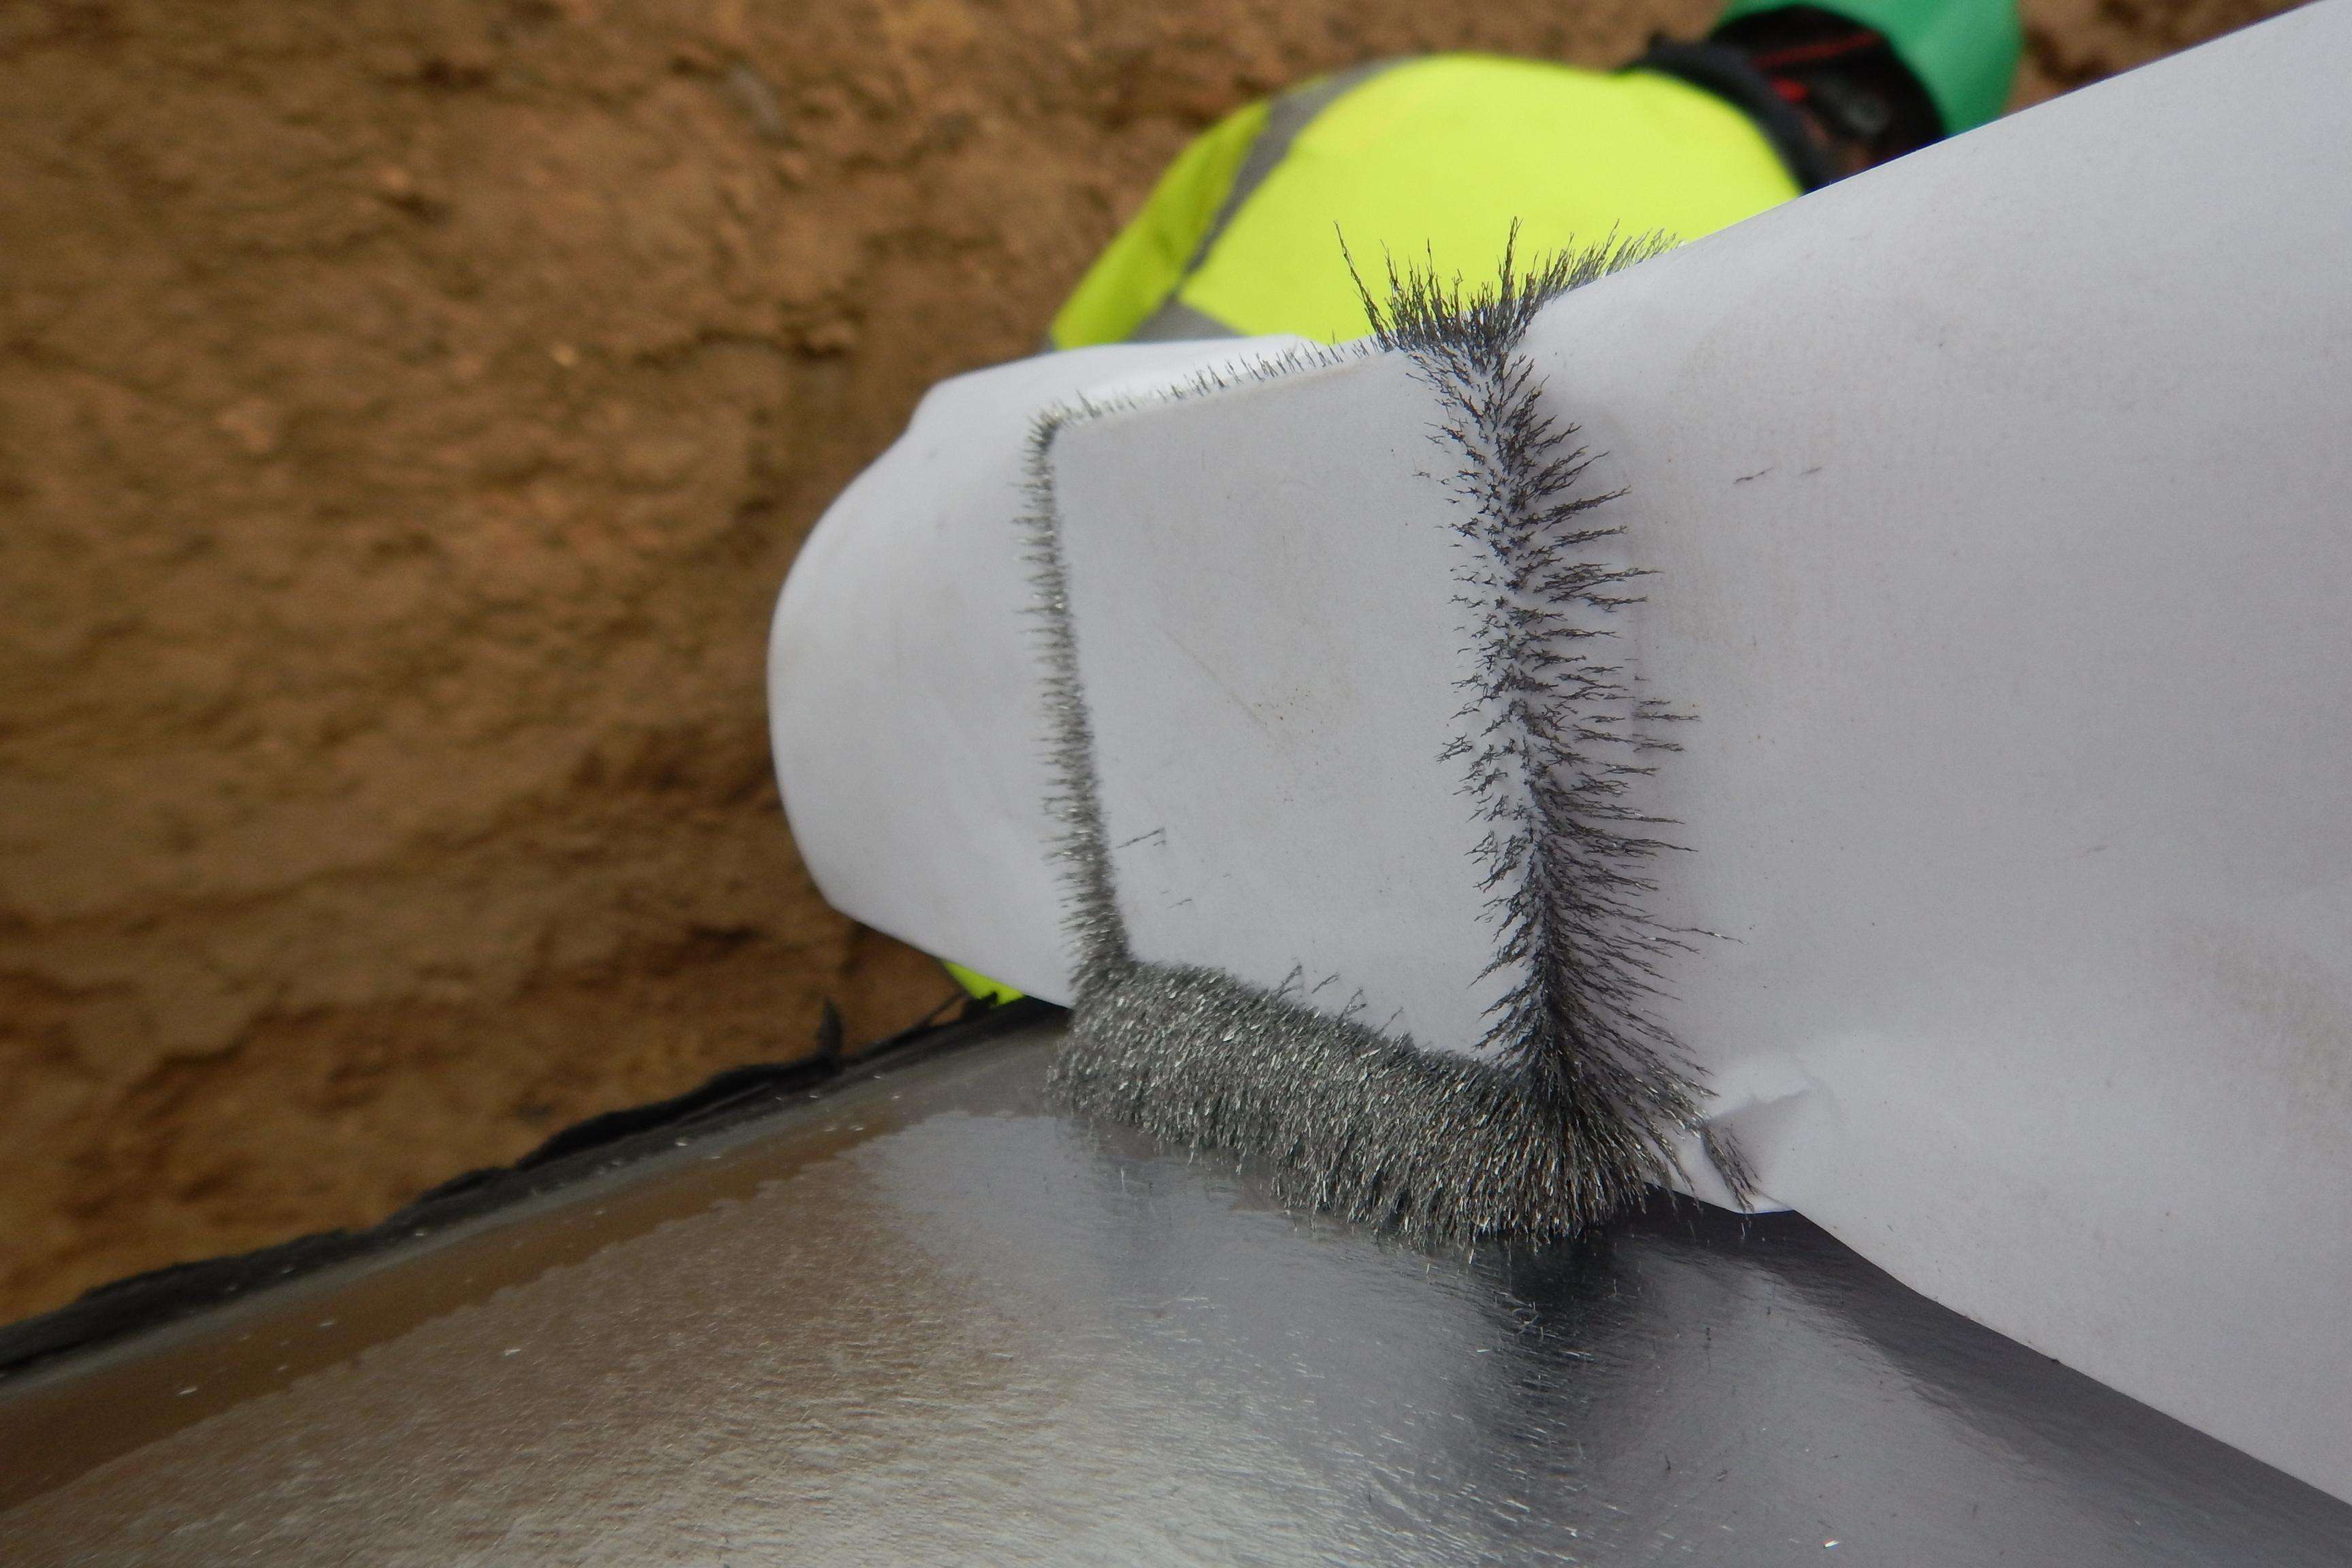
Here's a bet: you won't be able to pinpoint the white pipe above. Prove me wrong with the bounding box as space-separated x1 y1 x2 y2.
771 0 2352 1499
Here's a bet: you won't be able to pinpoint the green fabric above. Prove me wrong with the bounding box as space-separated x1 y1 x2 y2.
1048 97 1271 350
1715 0 2021 134
1053 56 1801 350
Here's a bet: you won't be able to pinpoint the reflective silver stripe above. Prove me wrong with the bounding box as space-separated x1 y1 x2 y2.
1180 59 1401 277
1128 58 1401 344
1126 297 1243 342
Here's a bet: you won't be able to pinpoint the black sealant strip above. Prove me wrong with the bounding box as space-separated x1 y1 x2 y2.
0 996 1063 1382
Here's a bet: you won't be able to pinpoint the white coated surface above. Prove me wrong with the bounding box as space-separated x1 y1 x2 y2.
768 339 1311 1001
768 0 2352 1501
1507 0 2352 1501
1056 356 1518 1056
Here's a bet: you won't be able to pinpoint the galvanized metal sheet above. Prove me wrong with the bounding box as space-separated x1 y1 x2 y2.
4 1025 2346 1564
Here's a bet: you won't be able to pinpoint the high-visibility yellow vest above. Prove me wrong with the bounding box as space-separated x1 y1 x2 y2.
959 56 1806 1007
1051 56 1804 350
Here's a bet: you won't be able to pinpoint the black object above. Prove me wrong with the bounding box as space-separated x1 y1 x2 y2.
0 994 1059 1382
1634 37 1846 189
1635 7 1946 189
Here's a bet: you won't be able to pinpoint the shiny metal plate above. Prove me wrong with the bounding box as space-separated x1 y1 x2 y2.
4 1024 2347 1564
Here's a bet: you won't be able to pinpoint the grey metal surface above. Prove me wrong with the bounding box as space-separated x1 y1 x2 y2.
3 1023 2347 1565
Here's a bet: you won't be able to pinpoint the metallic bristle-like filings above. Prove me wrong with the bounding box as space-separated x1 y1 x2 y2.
1031 242 1738 1245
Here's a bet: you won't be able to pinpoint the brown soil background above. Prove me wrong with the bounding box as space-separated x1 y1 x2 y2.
0 0 2300 1324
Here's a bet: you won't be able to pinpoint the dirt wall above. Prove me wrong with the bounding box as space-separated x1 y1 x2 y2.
0 0 2301 1323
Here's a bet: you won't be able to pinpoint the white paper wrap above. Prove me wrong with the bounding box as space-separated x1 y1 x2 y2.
772 0 2352 1502
770 339 1314 1001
